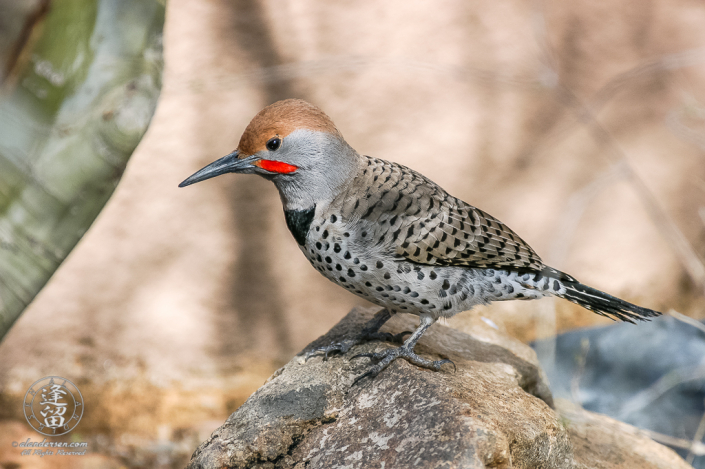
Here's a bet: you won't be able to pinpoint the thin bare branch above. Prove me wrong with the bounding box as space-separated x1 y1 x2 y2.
618 364 705 419
668 309 705 335
640 428 705 456
577 111 705 293
169 56 540 95
687 399 705 464
548 163 626 265
666 106 705 151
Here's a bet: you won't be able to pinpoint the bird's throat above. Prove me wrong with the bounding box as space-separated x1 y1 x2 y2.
284 204 316 246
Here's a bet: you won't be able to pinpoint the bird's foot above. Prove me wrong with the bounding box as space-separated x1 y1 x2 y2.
305 330 410 362
351 344 455 386
305 308 410 362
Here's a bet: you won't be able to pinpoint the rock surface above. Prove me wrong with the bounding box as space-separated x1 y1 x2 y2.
558 400 691 469
187 307 689 469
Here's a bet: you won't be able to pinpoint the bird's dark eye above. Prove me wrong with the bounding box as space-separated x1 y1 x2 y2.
266 137 281 151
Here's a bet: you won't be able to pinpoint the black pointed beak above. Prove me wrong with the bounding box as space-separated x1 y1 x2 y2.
179 151 259 187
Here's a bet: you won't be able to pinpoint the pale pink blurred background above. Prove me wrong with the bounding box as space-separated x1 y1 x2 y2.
1 1 704 467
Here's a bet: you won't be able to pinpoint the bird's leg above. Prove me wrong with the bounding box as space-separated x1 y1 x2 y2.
351 315 455 385
305 308 409 361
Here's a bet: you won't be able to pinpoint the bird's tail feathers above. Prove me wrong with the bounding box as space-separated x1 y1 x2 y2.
559 281 661 323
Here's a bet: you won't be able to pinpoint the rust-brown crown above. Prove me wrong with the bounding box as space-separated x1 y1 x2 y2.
237 99 342 156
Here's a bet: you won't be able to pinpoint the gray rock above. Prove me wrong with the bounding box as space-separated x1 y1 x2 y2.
187 307 689 469
533 315 705 467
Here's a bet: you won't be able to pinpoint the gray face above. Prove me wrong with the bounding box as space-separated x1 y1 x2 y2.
254 129 361 211
179 128 361 211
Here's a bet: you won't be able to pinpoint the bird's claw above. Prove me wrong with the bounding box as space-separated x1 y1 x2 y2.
351 345 455 386
351 352 375 360
438 358 456 373
305 341 353 362
352 369 377 387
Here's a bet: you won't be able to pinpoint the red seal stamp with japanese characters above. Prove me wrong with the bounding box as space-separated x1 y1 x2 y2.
23 376 84 436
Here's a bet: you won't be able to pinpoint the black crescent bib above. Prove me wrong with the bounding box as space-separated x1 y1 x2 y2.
284 204 316 246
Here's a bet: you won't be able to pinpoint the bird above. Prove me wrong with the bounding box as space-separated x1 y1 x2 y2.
179 98 661 383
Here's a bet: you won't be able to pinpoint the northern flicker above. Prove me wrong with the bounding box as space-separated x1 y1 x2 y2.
179 99 661 383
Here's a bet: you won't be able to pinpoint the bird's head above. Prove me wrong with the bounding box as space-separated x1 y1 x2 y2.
179 99 359 210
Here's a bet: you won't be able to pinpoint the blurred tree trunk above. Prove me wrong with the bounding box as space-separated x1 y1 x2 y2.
0 0 165 339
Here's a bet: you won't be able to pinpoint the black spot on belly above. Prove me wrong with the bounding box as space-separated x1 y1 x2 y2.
284 205 316 246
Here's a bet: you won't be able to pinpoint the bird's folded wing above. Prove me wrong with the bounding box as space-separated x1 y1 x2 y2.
395 201 544 270
344 156 544 271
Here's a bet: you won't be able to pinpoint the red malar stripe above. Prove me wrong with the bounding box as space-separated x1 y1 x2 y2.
257 159 298 174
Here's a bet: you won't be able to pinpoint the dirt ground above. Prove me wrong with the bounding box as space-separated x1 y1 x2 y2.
1 0 704 467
